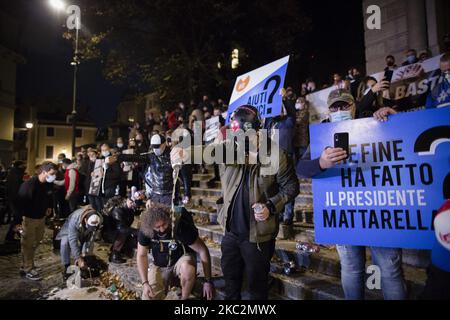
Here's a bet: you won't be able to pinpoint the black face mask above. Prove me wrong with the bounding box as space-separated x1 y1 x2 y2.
155 226 171 238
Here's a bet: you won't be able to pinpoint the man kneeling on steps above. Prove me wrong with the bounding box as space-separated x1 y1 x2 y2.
137 203 215 300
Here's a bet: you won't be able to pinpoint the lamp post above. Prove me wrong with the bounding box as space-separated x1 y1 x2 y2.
48 0 80 158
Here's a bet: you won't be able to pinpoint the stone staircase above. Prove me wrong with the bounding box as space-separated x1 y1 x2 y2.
107 165 429 300
185 166 428 300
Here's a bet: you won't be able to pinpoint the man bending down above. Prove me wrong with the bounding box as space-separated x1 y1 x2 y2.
136 204 214 300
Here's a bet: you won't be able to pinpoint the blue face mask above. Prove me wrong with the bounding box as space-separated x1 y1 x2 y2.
330 111 353 123
46 174 56 183
407 55 417 64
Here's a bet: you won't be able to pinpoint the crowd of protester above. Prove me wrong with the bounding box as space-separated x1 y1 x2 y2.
0 48 449 300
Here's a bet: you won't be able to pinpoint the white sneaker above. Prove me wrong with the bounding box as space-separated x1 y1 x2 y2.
25 269 42 281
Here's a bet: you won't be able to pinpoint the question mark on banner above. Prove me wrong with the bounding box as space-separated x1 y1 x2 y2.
263 75 281 115
414 126 450 199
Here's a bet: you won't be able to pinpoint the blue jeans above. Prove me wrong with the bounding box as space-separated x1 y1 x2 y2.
336 245 407 300
282 200 295 222
60 236 71 266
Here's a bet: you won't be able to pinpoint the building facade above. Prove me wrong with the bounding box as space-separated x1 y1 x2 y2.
363 0 450 74
26 121 108 171
0 10 24 167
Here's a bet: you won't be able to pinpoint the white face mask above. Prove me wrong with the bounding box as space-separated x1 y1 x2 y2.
154 148 163 156
295 103 305 111
102 151 110 158
46 174 56 183
444 71 450 83
117 143 124 148
330 110 353 123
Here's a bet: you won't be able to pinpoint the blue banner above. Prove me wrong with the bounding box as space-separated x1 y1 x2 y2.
310 108 450 249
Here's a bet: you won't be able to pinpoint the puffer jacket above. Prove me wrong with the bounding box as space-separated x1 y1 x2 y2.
118 148 191 197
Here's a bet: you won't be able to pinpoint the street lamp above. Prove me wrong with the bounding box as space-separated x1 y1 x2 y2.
25 123 34 129
48 0 66 11
48 0 80 157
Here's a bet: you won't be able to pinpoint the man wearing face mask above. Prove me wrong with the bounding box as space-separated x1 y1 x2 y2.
134 133 148 155
55 206 103 279
99 144 122 209
296 90 354 179
402 49 419 66
116 137 126 153
384 55 397 81
15 162 58 281
117 134 191 207
426 52 450 109
213 105 299 300
296 90 407 300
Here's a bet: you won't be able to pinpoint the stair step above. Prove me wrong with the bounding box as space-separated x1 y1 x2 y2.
197 180 222 189
192 173 215 181
206 247 346 300
197 224 427 298
190 187 223 198
191 196 221 209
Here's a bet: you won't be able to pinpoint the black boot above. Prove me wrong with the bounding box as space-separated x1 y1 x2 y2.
109 251 126 264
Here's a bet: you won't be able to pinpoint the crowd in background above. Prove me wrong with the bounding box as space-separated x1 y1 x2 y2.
0 47 448 299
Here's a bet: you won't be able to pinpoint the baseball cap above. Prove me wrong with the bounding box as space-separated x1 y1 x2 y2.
86 213 102 228
327 89 355 108
150 134 166 148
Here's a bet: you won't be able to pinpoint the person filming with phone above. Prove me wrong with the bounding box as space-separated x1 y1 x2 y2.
296 89 406 300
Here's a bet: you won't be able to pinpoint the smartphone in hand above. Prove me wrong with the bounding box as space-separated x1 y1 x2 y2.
334 132 350 159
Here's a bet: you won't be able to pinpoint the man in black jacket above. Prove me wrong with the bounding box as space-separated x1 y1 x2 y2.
117 134 191 207
99 144 121 207
102 196 140 264
16 162 57 281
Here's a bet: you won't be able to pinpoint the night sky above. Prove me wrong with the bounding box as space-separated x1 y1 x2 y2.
4 0 365 127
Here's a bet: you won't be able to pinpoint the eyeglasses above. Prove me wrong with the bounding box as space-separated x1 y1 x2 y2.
329 102 353 113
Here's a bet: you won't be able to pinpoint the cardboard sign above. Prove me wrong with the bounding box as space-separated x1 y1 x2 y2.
204 116 221 143
310 108 450 249
88 159 104 196
227 56 290 122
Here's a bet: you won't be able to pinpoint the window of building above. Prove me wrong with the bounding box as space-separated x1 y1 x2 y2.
76 129 83 138
46 127 55 137
45 146 54 159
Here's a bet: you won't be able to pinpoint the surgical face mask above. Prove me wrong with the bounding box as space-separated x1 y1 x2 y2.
117 143 124 148
330 110 353 123
153 148 163 156
46 174 56 183
101 151 110 158
295 102 305 111
407 55 416 64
